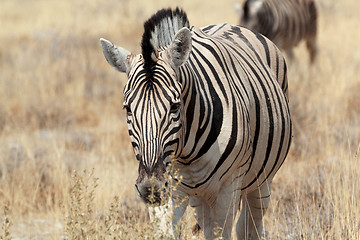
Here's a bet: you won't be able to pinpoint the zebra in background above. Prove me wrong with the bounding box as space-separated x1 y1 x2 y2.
234 0 318 63
100 8 292 239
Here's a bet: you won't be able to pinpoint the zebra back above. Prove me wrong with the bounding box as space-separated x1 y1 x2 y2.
238 0 318 62
174 24 292 193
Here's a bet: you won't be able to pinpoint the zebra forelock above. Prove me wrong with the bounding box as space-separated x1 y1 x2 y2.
141 8 190 77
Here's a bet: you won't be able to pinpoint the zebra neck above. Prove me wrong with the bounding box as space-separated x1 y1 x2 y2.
177 61 222 163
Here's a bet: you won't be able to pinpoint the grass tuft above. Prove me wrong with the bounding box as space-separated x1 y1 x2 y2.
65 169 98 239
0 204 12 240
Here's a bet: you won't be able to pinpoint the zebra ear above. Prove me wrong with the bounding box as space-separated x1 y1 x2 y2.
168 27 192 68
233 2 243 16
100 38 133 73
249 0 263 15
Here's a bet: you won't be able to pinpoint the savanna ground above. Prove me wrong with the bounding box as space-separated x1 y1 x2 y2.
0 0 359 239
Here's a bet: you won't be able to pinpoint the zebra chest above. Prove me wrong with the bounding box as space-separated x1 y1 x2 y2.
172 156 218 194
175 114 251 193
174 150 240 197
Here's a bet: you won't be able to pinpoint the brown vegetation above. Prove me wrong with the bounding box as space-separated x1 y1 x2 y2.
0 0 359 239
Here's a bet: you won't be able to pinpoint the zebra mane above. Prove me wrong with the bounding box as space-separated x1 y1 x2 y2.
141 8 190 76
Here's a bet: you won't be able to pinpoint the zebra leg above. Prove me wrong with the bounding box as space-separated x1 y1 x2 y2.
171 192 189 239
236 182 272 240
211 183 242 239
306 35 317 63
191 197 214 239
285 49 295 63
191 184 241 239
148 193 189 239
148 203 174 238
307 0 318 63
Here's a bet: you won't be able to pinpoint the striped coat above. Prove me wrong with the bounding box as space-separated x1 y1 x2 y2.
100 8 292 239
235 0 318 62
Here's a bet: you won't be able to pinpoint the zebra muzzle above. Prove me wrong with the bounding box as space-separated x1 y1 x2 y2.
135 177 167 205
135 155 168 204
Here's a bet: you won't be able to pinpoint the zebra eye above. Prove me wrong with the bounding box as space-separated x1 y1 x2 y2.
124 106 132 117
170 102 180 114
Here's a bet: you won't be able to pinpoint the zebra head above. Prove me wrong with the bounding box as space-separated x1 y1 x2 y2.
236 0 264 31
100 8 191 204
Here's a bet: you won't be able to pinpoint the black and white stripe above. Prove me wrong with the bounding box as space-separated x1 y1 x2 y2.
100 8 292 239
235 0 318 62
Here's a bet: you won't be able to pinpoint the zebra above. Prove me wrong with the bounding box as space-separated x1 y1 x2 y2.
234 0 318 63
100 8 292 239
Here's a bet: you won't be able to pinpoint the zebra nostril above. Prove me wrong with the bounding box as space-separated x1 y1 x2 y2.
134 183 142 198
135 181 163 204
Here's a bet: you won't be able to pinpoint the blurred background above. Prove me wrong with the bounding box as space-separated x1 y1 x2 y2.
0 0 359 239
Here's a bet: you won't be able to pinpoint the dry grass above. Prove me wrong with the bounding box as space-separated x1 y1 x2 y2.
0 0 359 239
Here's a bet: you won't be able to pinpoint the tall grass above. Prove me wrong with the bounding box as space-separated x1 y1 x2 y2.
0 0 359 239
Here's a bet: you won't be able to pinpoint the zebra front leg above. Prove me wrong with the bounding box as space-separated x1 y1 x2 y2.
171 191 189 239
306 35 317 63
191 197 214 239
211 183 242 239
237 182 272 240
285 49 295 63
191 183 242 239
148 194 188 240
148 202 174 238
